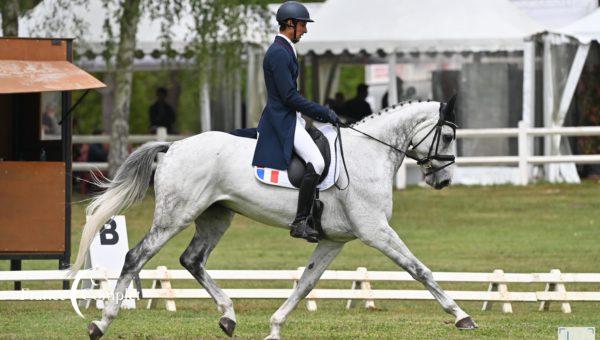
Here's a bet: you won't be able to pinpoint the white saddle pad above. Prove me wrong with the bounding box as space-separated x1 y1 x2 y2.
254 122 340 190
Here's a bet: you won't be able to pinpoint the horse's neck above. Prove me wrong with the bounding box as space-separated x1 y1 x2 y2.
349 102 439 171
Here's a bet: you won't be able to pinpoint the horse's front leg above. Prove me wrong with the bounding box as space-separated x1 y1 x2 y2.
357 223 478 329
265 240 344 340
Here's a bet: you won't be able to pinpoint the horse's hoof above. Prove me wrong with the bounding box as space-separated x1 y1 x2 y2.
219 316 236 337
455 316 478 330
87 322 104 340
264 334 280 340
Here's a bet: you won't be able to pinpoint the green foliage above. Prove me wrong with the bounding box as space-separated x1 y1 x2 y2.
337 64 366 99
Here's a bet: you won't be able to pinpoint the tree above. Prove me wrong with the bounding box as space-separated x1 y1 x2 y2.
1 0 19 36
106 0 269 176
107 0 143 177
16 0 270 176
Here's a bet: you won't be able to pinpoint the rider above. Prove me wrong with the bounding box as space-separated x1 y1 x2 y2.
252 1 339 243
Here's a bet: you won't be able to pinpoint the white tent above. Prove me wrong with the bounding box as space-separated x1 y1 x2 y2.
297 0 544 55
559 8 600 43
534 8 600 183
295 0 545 106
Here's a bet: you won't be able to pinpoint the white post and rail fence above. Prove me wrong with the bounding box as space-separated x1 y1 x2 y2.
0 268 598 313
72 124 600 187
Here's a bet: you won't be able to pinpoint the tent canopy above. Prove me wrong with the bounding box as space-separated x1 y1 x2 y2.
297 0 545 55
558 8 600 43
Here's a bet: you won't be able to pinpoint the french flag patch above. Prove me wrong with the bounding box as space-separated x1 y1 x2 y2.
257 167 279 184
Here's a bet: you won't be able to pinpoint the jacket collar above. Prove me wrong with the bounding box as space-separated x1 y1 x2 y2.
274 35 297 62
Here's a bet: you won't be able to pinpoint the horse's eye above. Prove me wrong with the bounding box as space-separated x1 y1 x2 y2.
443 134 453 144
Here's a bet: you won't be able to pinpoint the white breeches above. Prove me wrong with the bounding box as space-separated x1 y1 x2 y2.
293 114 325 175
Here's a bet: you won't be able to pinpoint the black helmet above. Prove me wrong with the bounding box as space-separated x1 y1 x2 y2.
276 1 314 23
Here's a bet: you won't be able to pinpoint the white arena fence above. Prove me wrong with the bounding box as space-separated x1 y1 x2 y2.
1 267 599 313
72 123 600 185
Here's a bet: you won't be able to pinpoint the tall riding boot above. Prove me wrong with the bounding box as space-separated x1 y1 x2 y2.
289 163 320 243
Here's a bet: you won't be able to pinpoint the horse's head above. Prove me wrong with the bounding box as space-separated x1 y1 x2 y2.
406 96 457 190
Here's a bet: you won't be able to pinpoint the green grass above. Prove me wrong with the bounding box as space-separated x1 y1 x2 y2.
1 182 599 339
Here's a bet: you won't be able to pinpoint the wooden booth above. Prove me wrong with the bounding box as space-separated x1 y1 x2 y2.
0 38 105 283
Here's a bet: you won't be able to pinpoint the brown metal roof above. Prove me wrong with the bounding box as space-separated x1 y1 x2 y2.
0 60 105 94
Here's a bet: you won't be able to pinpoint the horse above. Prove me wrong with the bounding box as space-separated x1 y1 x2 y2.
70 98 478 339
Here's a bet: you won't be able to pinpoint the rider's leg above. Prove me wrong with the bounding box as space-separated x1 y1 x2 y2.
290 116 325 242
293 115 325 175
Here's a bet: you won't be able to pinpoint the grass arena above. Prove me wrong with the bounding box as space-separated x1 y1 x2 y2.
1 182 598 339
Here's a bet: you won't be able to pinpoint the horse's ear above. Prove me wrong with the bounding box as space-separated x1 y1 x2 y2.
442 94 457 123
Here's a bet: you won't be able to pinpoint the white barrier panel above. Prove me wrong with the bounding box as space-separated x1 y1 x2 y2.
1 268 599 314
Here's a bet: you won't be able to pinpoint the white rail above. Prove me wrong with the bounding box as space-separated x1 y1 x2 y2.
71 124 600 177
1 267 597 313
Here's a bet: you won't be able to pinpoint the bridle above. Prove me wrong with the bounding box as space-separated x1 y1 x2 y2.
333 100 458 190
406 115 457 176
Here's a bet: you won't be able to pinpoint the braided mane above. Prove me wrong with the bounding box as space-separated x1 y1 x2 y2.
349 99 434 127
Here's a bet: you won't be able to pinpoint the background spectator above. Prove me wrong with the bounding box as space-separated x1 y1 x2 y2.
149 87 176 134
342 84 372 123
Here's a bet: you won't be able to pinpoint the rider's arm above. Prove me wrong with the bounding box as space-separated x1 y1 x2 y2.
269 48 330 123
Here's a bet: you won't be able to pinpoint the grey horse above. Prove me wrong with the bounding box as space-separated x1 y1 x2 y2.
70 99 478 339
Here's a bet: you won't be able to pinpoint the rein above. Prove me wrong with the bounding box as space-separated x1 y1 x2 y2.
332 112 457 189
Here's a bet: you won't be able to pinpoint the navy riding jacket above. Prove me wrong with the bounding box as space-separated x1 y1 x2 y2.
251 36 330 170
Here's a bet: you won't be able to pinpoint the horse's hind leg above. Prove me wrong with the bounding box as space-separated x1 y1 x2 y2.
88 223 188 339
179 204 236 337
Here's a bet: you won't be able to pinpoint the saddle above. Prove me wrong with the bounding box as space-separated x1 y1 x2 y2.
229 123 340 189
235 123 340 190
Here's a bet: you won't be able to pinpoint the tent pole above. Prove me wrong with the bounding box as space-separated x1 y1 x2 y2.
234 68 242 130
311 53 320 103
200 67 211 132
387 51 398 105
553 44 589 183
522 40 536 127
246 46 256 128
323 58 339 102
388 50 405 189
522 40 536 183
542 36 554 181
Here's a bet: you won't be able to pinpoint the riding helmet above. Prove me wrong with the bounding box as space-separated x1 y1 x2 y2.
276 1 314 23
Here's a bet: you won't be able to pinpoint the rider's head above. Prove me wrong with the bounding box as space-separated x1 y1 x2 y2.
277 1 314 44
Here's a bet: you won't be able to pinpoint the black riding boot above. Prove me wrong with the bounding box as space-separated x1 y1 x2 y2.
289 163 320 243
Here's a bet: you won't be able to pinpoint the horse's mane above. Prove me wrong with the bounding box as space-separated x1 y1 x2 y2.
349 99 435 128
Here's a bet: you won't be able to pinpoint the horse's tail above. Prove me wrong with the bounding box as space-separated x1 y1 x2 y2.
68 142 171 277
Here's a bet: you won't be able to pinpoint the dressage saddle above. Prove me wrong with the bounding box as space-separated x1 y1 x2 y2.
229 125 331 188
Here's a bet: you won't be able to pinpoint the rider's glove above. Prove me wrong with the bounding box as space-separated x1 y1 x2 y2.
327 109 340 125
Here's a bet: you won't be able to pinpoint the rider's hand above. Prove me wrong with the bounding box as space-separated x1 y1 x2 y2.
327 110 340 125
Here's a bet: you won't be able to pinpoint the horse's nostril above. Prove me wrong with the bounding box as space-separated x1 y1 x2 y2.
440 179 451 187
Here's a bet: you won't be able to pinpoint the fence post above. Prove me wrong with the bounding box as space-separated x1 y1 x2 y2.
156 127 168 163
518 120 529 185
539 269 571 313
395 162 407 190
482 269 512 313
295 267 317 311
146 266 176 312
346 267 375 310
